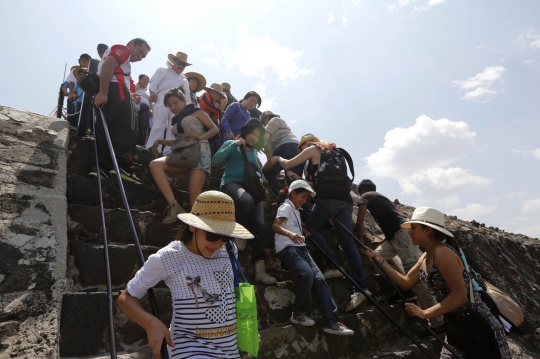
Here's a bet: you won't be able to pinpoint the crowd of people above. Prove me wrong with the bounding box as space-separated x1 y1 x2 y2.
63 39 511 359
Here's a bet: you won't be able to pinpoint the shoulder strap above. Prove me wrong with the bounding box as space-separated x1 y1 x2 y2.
239 145 249 164
202 93 221 114
337 148 355 181
225 242 248 286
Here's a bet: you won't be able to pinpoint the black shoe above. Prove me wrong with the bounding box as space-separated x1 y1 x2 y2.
88 166 109 179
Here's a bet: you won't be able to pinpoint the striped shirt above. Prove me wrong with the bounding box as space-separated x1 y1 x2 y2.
264 117 298 153
127 241 239 359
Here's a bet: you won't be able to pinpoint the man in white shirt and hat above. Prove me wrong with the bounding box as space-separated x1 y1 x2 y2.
145 51 192 155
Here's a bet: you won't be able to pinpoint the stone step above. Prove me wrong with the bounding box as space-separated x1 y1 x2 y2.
361 338 441 359
59 287 422 358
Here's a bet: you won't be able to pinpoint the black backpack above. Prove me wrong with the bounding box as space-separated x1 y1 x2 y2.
313 147 355 198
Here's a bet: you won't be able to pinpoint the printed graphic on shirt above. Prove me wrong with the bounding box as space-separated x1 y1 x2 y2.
205 268 234 324
186 275 220 308
97 44 131 86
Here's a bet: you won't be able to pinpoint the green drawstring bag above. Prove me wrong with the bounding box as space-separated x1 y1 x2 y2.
226 243 259 357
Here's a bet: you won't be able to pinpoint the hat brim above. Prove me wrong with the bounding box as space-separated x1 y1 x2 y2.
203 87 226 100
297 137 319 153
177 213 254 239
168 54 192 66
184 72 207 93
72 67 88 80
401 221 454 237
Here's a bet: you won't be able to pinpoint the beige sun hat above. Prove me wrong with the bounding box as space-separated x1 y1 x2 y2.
71 66 88 80
177 191 254 239
203 83 226 100
401 207 454 237
167 51 192 66
297 133 320 153
184 72 207 93
221 82 231 91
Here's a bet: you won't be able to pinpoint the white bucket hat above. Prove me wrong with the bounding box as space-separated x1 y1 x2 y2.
177 191 254 239
288 180 316 197
401 207 454 237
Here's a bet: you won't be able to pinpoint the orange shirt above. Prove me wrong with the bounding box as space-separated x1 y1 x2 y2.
199 92 221 123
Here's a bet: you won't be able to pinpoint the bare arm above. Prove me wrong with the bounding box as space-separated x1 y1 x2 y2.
273 145 320 169
117 289 174 359
356 203 368 245
272 217 304 245
364 248 422 290
95 56 120 107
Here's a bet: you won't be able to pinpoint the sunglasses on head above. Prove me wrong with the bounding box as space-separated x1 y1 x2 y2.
204 231 234 243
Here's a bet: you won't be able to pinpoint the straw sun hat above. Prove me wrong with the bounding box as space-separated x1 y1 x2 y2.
203 83 226 99
184 72 206 93
297 133 320 153
71 66 88 80
177 191 254 239
401 207 454 237
167 51 192 66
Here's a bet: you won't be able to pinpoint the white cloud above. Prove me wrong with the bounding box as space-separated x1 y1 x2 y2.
516 27 540 51
399 167 492 196
533 148 540 159
435 196 461 208
365 115 490 197
250 0 274 11
388 0 445 12
522 198 540 213
523 60 534 65
327 13 335 23
454 66 506 102
222 23 310 83
501 217 528 228
366 115 476 178
203 57 220 67
254 82 276 112
199 43 216 51
449 203 498 221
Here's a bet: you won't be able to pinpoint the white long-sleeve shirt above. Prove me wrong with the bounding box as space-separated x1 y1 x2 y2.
149 67 191 105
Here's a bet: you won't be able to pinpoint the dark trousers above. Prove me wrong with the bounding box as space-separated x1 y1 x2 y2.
263 142 303 196
67 99 77 127
222 182 267 262
93 83 137 170
137 103 150 146
277 246 338 327
306 199 368 291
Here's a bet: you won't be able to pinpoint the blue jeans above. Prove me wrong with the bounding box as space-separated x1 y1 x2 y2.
263 142 304 196
277 246 338 327
305 199 367 291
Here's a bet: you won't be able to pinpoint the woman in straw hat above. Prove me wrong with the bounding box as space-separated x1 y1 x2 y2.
184 71 206 107
149 88 218 224
199 83 227 156
364 207 510 359
118 191 251 359
145 52 193 155
212 119 277 285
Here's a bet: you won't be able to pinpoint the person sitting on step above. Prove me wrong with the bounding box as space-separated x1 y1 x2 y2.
212 119 277 285
149 88 218 224
272 180 354 336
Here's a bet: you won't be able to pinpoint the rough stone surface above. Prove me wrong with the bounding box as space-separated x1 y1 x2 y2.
0 105 69 358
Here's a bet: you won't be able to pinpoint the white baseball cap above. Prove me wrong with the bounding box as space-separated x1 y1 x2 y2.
288 180 316 197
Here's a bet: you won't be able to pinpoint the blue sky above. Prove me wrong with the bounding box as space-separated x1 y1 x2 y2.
1 0 539 237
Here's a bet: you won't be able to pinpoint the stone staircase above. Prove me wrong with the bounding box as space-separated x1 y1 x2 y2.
3 107 539 359
58 132 441 359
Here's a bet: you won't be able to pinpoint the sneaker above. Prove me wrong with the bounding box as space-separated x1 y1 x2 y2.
87 166 109 179
290 313 315 327
323 322 354 336
109 166 141 184
323 269 342 279
235 239 247 251
345 290 371 312
162 201 185 225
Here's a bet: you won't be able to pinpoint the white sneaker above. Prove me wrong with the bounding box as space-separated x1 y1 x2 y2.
323 322 354 336
290 313 315 326
345 290 371 312
323 269 342 279
235 239 247 251
255 260 277 285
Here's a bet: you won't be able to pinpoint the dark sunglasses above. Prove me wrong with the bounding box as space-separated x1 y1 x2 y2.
175 60 186 66
204 231 234 243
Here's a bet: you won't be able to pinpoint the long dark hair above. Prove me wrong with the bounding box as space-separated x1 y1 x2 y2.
163 87 186 107
420 224 460 252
